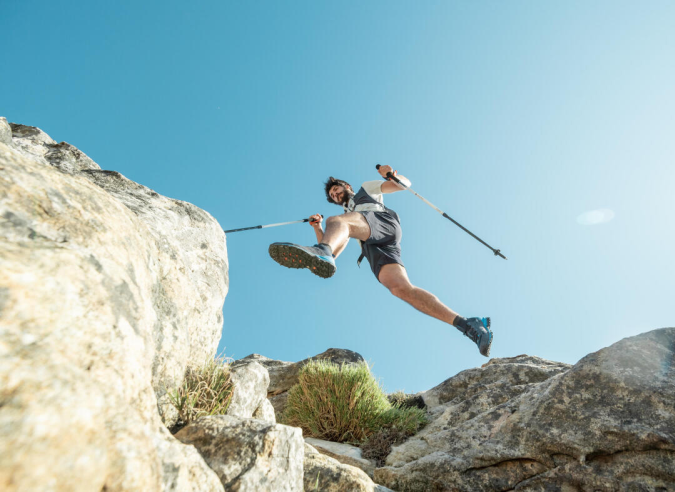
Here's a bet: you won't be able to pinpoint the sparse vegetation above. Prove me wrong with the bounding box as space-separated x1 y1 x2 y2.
281 360 427 446
387 390 426 410
168 355 234 430
360 426 409 467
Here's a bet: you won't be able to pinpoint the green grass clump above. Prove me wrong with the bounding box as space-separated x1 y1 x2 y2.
168 355 234 428
281 360 427 445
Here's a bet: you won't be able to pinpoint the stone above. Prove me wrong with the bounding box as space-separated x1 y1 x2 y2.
305 437 376 477
176 415 304 491
0 117 11 145
375 328 675 491
304 443 394 492
269 391 290 417
226 360 270 419
3 121 228 428
253 398 277 423
0 123 228 490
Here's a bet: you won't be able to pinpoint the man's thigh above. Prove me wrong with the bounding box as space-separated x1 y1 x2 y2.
378 263 411 289
339 212 371 242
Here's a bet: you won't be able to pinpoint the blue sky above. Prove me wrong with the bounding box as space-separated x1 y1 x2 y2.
3 1 674 394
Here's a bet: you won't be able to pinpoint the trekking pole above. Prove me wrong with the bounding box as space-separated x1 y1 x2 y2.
225 215 322 234
376 164 507 260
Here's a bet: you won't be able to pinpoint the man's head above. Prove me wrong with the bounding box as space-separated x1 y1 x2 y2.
324 177 353 206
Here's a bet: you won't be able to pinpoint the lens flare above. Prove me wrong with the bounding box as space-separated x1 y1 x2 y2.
576 208 615 226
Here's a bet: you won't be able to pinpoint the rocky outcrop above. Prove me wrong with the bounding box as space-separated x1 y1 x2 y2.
176 415 304 491
306 437 377 477
0 120 228 490
375 328 675 491
304 443 394 492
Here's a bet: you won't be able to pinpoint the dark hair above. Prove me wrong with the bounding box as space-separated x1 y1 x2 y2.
323 176 351 204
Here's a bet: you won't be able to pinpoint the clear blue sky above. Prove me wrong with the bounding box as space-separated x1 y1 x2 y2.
3 1 674 394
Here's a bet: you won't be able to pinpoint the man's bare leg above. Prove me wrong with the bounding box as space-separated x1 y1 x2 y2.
378 263 460 326
320 213 370 252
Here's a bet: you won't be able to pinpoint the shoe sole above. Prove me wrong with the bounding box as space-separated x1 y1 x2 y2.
481 317 493 357
269 243 336 279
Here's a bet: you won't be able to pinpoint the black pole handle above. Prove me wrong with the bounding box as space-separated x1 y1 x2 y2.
375 164 400 184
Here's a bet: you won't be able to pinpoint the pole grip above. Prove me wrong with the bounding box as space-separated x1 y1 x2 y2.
375 164 402 185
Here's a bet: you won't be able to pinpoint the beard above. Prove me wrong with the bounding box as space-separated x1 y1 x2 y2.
338 188 354 206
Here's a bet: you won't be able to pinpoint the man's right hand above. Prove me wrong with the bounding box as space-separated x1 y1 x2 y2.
309 214 323 228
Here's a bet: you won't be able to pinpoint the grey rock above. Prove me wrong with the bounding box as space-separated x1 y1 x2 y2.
253 398 277 423
2 123 229 427
305 437 376 478
269 391 290 417
304 443 394 492
375 328 675 491
9 122 100 173
419 354 571 420
176 415 304 491
0 117 11 145
0 125 228 490
227 360 270 419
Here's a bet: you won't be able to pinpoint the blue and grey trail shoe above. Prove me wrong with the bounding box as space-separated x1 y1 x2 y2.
269 242 336 279
463 317 493 357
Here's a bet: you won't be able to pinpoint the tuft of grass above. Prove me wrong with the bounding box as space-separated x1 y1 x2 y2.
387 390 426 410
168 355 234 429
281 360 427 445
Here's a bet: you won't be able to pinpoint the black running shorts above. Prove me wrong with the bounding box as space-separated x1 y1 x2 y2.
359 209 404 281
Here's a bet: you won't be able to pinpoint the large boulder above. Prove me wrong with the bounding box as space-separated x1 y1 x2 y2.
0 122 228 490
375 328 675 491
6 122 229 424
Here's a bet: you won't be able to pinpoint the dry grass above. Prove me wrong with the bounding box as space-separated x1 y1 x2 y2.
281 360 427 445
168 355 234 428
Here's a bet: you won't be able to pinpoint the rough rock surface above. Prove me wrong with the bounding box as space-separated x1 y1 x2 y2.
306 437 376 477
375 328 675 491
176 415 304 491
304 443 393 492
226 360 270 419
0 121 228 490
3 121 229 423
253 398 277 423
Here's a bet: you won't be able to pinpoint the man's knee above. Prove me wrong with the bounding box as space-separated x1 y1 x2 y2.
387 282 413 300
326 215 344 226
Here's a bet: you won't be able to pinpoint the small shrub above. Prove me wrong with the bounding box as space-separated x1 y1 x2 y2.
378 405 428 435
361 426 409 467
388 390 426 410
168 355 234 429
281 360 427 446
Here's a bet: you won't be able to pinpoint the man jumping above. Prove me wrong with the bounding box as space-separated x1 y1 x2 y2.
268 165 493 357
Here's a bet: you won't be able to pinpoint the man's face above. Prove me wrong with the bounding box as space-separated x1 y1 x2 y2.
329 184 352 206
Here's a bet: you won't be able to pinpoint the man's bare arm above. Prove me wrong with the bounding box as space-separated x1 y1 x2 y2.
309 214 325 243
378 164 411 193
381 175 411 193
